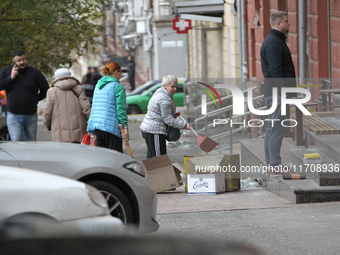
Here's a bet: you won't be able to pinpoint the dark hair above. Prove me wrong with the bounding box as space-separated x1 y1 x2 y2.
93 67 98 72
87 66 92 70
86 73 92 80
11 50 25 58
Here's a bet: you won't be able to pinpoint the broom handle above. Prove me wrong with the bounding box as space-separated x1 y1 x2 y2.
178 115 198 137
119 124 134 158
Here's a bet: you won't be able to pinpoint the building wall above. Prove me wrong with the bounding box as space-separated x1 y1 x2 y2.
246 0 339 99
206 24 223 78
189 20 203 79
246 0 270 80
331 0 340 81
152 24 188 79
187 1 240 80
223 0 240 78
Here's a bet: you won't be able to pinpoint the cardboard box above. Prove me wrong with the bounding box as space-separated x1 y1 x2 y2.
221 154 241 192
192 155 227 174
187 154 241 192
183 154 195 192
187 173 226 194
143 155 183 193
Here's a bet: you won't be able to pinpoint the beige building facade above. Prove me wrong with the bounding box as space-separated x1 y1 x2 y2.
175 0 240 82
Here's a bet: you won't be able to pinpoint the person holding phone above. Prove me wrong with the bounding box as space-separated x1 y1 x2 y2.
0 50 49 141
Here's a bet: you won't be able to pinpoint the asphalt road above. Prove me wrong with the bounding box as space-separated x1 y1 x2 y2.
151 202 340 255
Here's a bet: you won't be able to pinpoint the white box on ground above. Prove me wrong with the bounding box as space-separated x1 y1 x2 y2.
187 173 225 195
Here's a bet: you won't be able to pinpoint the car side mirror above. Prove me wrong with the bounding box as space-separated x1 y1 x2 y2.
147 91 153 97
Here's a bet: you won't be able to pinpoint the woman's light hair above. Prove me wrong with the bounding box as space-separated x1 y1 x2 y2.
162 75 178 86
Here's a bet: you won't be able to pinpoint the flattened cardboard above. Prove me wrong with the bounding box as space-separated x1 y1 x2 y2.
221 154 241 192
187 158 197 175
172 162 185 185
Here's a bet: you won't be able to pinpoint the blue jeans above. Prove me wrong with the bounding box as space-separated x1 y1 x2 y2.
7 112 37 141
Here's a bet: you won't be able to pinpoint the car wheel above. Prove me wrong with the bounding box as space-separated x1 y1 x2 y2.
86 181 133 224
127 105 142 115
0 127 10 141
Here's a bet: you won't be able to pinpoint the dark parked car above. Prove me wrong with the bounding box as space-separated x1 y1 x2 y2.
0 116 10 141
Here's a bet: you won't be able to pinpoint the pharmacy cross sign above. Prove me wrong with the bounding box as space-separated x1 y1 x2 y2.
172 18 191 34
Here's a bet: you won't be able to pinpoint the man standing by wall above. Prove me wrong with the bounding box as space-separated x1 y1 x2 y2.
0 50 49 141
127 55 135 91
260 11 296 173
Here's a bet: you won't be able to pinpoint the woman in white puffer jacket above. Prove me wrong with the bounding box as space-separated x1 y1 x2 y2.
140 74 191 158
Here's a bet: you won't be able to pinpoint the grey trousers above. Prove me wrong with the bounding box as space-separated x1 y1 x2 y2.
264 96 287 166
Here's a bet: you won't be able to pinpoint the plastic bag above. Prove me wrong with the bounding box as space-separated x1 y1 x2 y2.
166 126 181 141
81 132 97 146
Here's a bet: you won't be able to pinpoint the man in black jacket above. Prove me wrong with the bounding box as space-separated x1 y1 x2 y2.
0 50 49 141
127 55 135 91
260 11 296 173
91 67 102 85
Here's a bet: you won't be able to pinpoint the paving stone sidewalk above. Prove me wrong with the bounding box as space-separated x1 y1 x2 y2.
156 186 293 214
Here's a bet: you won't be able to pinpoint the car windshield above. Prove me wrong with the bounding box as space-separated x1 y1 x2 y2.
129 81 154 94
140 82 184 96
128 79 162 94
141 83 162 95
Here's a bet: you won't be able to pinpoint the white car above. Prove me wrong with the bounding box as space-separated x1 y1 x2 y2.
0 166 123 237
0 142 159 234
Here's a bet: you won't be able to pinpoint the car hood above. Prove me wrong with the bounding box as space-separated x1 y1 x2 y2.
0 142 136 179
0 166 108 221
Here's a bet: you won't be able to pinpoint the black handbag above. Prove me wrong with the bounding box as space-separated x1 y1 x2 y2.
166 126 181 141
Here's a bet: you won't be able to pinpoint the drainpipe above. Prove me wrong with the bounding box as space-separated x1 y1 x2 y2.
299 0 307 85
146 11 153 80
145 12 153 36
237 0 243 79
241 0 248 89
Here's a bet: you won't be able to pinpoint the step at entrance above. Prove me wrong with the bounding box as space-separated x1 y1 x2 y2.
240 136 340 204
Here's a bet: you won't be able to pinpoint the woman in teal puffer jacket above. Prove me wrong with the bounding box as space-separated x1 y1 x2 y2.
87 62 128 152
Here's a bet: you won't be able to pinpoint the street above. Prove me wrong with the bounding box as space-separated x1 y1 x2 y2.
153 202 340 254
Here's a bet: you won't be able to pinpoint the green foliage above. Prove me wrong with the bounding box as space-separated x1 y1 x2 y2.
0 0 111 74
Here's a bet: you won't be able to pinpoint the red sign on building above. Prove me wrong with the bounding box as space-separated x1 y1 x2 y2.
172 18 191 34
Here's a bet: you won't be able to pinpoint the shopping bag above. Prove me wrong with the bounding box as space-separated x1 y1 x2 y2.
81 132 97 146
166 126 181 141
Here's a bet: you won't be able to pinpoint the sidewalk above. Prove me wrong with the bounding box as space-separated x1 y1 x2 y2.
156 186 293 215
127 110 295 214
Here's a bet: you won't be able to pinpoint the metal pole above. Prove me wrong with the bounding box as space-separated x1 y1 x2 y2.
241 0 247 89
237 0 243 79
298 0 306 85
